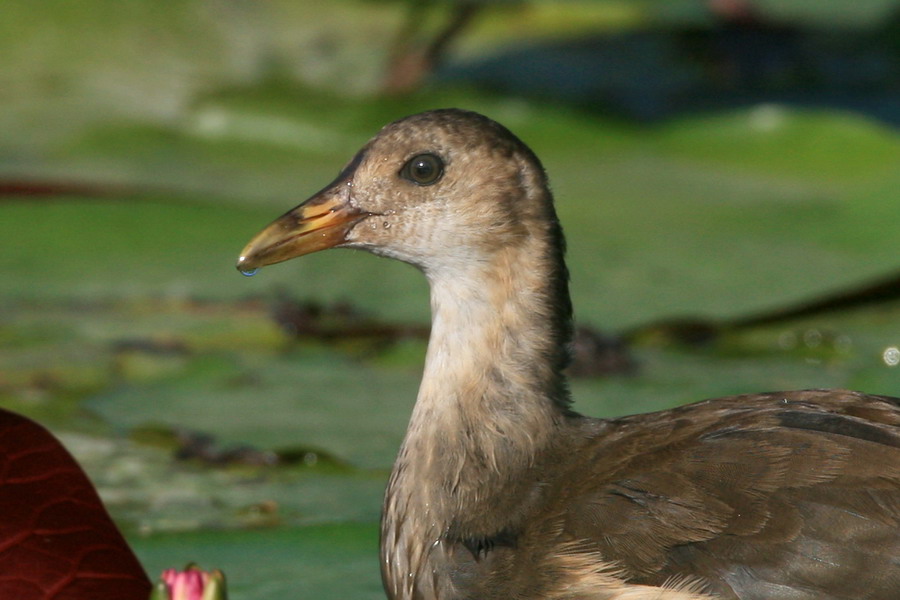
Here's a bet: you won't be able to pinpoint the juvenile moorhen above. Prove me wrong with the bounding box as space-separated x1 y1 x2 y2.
238 109 900 600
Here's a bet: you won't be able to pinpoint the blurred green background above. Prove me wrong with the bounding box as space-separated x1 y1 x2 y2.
1 1 899 597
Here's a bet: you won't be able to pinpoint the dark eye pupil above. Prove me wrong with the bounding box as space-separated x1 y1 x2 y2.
413 160 433 179
401 153 443 185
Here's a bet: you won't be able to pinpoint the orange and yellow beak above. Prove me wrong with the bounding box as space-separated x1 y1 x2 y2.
236 183 367 274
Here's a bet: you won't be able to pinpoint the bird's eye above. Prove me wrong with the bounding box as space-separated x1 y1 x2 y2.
400 153 444 186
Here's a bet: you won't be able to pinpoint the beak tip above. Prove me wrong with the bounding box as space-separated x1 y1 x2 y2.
236 254 260 276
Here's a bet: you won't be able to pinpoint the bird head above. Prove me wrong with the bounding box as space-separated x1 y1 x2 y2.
237 109 551 277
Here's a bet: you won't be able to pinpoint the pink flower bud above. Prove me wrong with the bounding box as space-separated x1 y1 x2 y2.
151 565 227 600
163 568 207 600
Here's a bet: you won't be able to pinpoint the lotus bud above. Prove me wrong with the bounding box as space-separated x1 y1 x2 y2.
149 564 227 600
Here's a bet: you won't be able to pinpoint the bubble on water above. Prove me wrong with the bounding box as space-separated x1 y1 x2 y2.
778 331 797 350
883 346 900 367
802 328 823 348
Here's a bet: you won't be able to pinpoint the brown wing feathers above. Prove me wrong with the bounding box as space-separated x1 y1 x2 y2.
560 391 899 598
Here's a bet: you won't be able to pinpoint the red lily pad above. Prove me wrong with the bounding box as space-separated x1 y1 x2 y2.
0 408 151 599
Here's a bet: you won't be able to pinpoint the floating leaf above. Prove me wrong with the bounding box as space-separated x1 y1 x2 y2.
0 408 151 599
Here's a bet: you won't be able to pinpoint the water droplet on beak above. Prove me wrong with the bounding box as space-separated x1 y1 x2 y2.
239 267 259 277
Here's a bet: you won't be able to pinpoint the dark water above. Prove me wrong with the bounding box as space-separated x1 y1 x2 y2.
438 15 900 125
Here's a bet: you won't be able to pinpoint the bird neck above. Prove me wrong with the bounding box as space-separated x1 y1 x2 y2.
426 216 572 474
383 211 574 559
